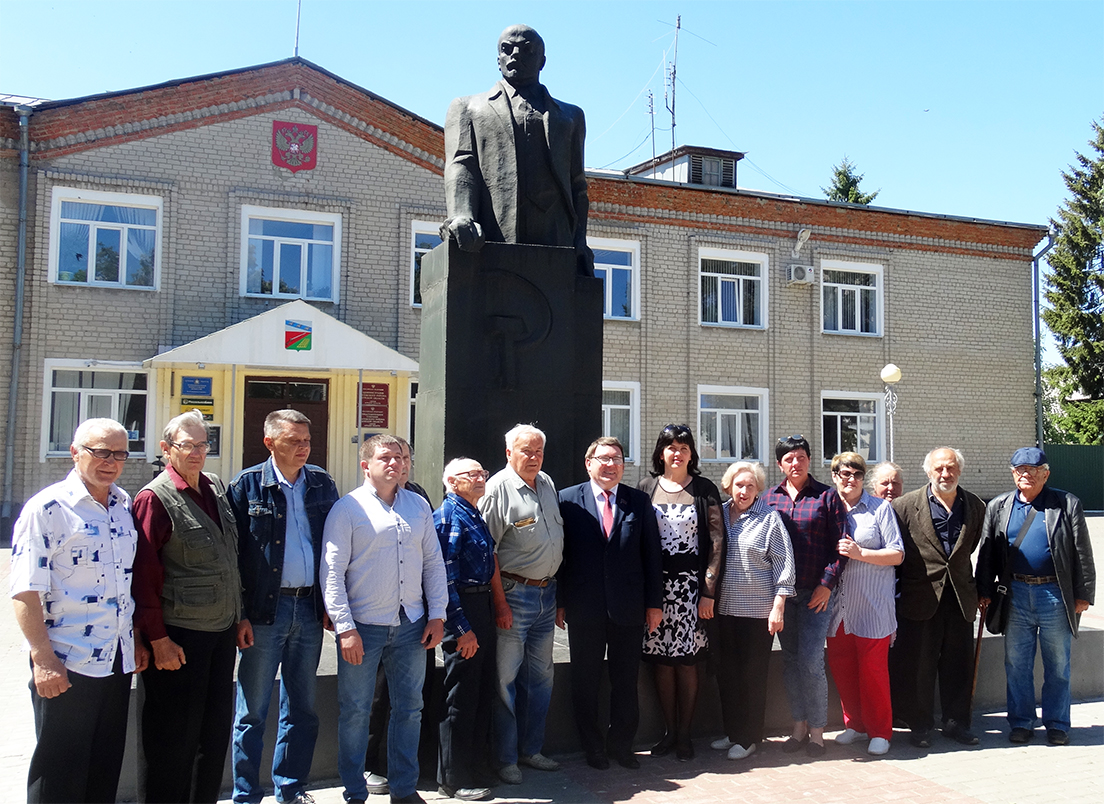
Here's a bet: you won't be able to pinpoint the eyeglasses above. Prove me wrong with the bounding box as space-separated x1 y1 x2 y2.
81 445 130 462
777 434 806 444
834 469 865 480
169 441 211 455
662 424 692 437
1011 465 1044 477
588 455 624 466
454 469 490 481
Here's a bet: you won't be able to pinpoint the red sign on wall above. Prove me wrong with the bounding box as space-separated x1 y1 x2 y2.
359 383 389 428
272 121 317 173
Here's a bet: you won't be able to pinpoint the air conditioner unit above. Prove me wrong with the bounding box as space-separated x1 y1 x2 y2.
787 265 815 285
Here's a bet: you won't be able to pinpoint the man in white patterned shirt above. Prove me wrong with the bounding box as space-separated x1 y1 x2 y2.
10 418 149 803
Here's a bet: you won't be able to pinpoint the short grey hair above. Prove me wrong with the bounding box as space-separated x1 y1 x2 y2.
922 447 965 475
505 423 546 451
867 461 903 491
442 456 477 487
73 418 127 447
264 409 311 439
162 409 208 444
721 461 767 496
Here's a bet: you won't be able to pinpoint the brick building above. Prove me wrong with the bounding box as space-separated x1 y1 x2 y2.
0 57 1046 526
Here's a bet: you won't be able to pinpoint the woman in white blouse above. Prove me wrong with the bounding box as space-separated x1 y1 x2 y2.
826 452 905 756
707 461 795 761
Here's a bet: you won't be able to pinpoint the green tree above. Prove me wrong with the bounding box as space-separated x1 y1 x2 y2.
1042 118 1104 444
822 156 879 204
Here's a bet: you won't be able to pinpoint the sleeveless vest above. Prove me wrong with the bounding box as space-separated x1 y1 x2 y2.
144 470 241 631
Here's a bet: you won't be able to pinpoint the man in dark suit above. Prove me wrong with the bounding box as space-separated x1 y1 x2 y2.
441 23 594 276
556 437 663 769
890 447 985 749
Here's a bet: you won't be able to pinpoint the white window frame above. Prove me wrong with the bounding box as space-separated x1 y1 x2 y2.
40 359 153 460
601 381 641 464
697 384 770 463
239 205 342 302
820 259 884 337
48 187 163 290
590 237 641 321
820 391 885 464
698 247 769 329
410 220 443 308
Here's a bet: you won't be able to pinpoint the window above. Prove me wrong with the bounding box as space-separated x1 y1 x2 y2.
821 260 883 336
821 393 883 463
601 381 640 463
698 385 769 463
50 188 162 289
42 361 149 457
410 221 443 307
241 205 341 301
699 247 767 328
591 238 639 320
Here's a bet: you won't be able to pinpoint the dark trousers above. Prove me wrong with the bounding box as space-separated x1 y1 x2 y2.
28 656 131 804
567 612 643 758
716 615 774 747
138 623 237 803
438 590 497 788
890 592 976 731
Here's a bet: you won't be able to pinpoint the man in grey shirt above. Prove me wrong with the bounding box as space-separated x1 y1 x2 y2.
480 424 564 784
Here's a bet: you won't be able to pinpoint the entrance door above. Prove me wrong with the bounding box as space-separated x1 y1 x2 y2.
242 377 329 471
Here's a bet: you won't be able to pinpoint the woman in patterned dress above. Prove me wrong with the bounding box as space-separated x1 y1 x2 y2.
637 424 724 760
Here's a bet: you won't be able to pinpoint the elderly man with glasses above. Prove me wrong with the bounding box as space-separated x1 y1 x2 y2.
133 409 242 803
977 447 1095 747
11 418 148 804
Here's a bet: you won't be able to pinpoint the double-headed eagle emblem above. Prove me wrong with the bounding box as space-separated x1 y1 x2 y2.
272 121 317 173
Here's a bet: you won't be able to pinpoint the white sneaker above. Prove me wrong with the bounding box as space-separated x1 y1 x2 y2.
364 772 389 794
835 728 869 745
710 736 735 750
726 742 757 761
868 737 891 756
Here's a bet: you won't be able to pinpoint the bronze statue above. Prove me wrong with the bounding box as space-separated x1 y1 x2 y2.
441 24 595 277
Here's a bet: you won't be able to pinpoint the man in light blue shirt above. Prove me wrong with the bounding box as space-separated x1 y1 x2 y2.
321 434 447 804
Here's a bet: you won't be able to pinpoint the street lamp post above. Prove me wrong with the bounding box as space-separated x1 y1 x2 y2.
881 363 902 463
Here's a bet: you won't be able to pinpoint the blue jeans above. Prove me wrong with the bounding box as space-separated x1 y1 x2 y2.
336 612 427 800
233 594 323 803
778 588 832 728
1005 580 1072 732
494 580 556 765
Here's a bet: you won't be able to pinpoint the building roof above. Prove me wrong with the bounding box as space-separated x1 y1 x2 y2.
625 144 746 176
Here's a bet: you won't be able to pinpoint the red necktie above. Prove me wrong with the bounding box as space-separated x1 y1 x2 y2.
603 490 614 539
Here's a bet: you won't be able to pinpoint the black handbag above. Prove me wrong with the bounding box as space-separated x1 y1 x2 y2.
984 506 1036 635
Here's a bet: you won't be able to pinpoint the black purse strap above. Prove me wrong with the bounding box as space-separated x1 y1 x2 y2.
996 505 1037 594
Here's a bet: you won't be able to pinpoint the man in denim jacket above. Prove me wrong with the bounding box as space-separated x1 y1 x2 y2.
229 409 339 804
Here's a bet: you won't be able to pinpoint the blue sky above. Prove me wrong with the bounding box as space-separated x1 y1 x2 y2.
2 0 1101 355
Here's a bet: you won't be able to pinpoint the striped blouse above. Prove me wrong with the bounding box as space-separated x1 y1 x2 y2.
717 497 796 619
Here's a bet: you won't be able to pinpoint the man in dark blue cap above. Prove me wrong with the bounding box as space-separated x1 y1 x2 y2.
976 447 1095 746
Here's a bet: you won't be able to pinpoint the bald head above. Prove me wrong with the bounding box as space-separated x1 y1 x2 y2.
498 24 546 87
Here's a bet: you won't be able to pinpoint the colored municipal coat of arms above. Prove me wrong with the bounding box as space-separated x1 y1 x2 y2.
272 121 317 172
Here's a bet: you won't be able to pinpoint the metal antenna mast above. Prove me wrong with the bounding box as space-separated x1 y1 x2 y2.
294 0 302 57
648 91 656 177
665 15 680 152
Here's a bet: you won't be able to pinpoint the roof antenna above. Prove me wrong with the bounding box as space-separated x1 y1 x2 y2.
294 0 302 57
664 15 680 152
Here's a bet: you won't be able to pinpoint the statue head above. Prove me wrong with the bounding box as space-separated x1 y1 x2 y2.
497 24 545 88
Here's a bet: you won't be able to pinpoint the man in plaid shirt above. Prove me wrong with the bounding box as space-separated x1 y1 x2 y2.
759 435 848 757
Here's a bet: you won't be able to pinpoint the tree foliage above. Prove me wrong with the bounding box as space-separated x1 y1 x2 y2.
1042 118 1104 444
822 157 879 205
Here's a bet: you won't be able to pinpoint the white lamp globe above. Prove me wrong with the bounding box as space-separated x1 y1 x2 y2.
881 363 902 384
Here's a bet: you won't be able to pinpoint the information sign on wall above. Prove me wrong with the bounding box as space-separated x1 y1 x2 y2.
359 382 389 429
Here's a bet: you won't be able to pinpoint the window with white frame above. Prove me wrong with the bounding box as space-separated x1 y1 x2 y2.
602 381 640 462
50 188 162 289
699 247 767 328
410 221 443 307
241 205 341 301
591 238 639 320
698 385 769 462
821 393 883 463
821 260 883 336
42 361 149 457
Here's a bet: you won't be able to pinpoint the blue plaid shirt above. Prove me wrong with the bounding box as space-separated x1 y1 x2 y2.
434 493 496 636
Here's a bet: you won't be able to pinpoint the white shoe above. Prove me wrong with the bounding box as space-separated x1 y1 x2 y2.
835 728 869 745
868 737 891 756
364 772 389 794
726 742 756 761
710 736 735 750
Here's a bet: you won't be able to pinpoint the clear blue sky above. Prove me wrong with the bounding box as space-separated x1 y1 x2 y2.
2 0 1101 355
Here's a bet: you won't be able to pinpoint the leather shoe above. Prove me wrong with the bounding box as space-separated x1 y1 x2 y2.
585 752 610 770
650 731 676 757
1047 729 1070 746
805 740 826 758
781 735 808 753
437 786 492 802
613 753 640 769
519 753 561 771
1009 727 1034 743
389 794 425 804
909 729 932 748
675 739 694 761
942 720 979 746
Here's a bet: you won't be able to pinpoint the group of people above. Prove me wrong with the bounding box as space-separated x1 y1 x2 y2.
10 413 1096 804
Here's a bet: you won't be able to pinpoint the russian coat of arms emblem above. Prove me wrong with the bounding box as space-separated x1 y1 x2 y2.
271 121 317 173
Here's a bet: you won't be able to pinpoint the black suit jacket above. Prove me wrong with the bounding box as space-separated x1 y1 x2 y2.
557 481 663 627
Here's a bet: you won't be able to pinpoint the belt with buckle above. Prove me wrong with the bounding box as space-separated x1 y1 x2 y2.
1012 574 1058 585
460 584 492 594
280 586 314 597
501 572 552 588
